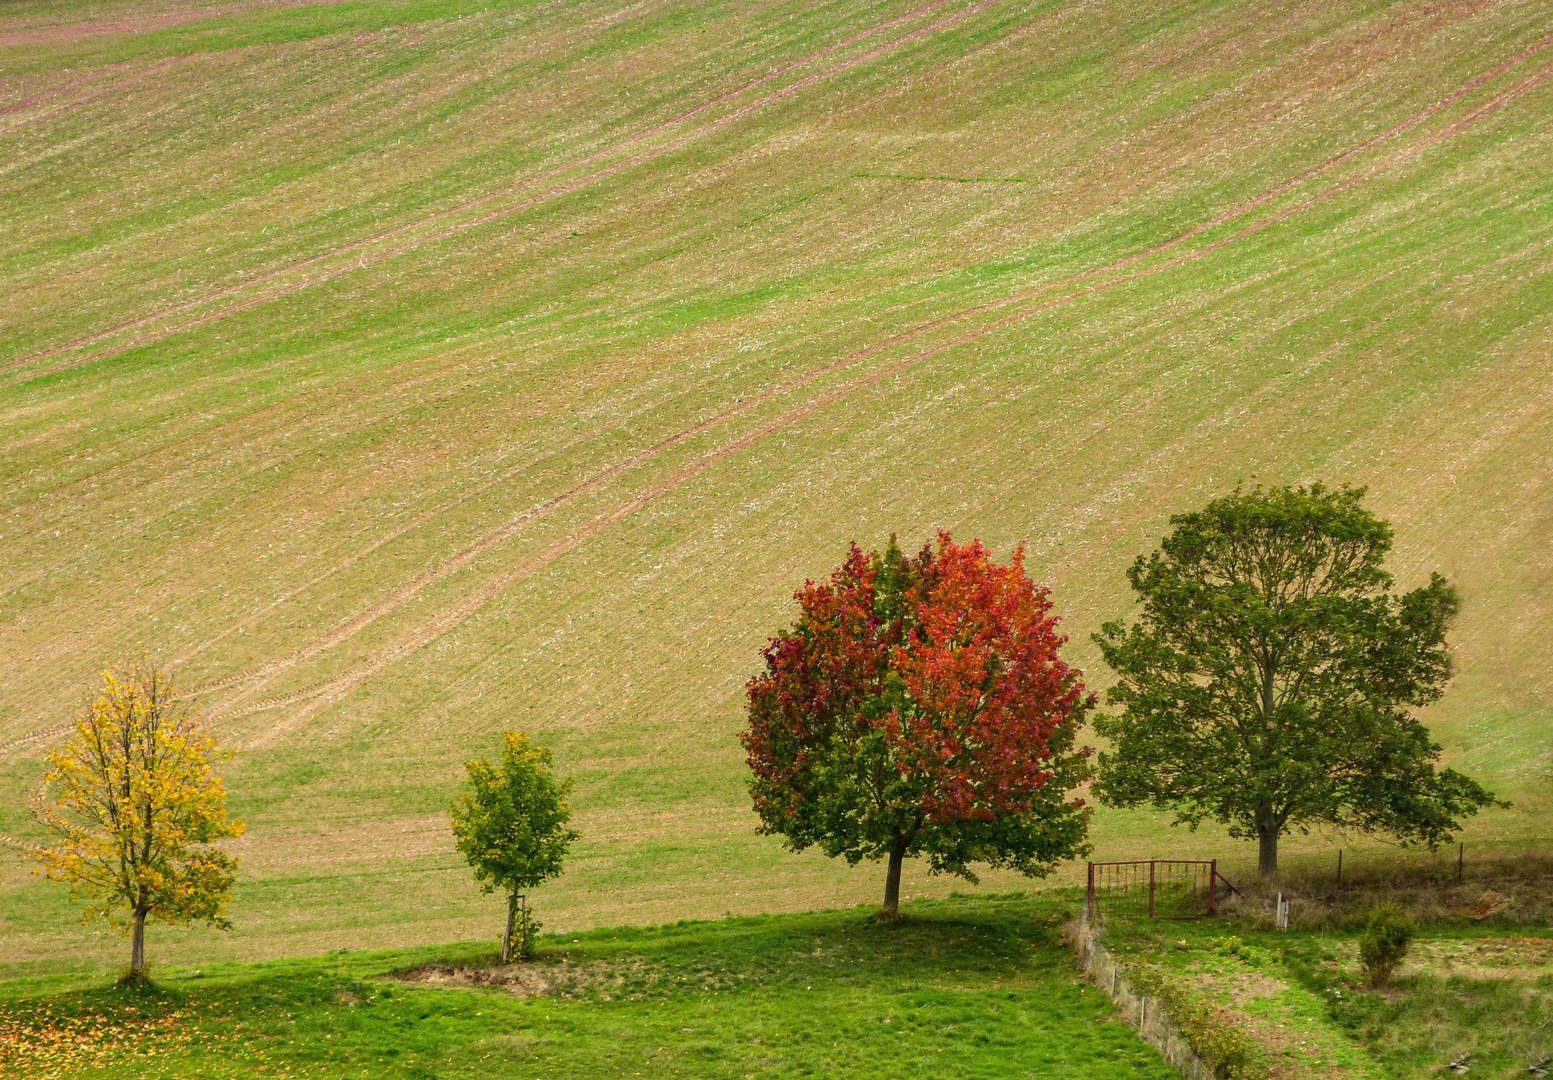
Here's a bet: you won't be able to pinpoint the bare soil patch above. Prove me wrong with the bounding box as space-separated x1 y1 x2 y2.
1193 969 1288 1005
1410 937 1553 980
395 958 657 1000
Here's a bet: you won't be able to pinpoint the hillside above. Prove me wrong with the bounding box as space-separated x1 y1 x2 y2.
2 0 1550 974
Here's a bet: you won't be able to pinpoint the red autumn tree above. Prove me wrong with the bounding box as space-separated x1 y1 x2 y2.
741 533 1093 917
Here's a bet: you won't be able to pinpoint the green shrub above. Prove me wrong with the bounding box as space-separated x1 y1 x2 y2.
1359 904 1415 987
1210 936 1277 968
1128 964 1265 1079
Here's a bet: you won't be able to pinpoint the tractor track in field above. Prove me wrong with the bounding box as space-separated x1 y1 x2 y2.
167 389 687 676
0 0 980 382
62 30 1553 483
0 0 975 574
223 45 1553 745
0 56 187 134
90 240 1472 755
184 405 749 700
0 0 447 48
0 63 133 118
947 238 1478 539
0 728 65 759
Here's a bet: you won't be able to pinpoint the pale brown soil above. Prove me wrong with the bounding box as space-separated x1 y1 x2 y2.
0 11 220 48
1321 936 1553 981
396 958 655 999
1192 969 1288 1005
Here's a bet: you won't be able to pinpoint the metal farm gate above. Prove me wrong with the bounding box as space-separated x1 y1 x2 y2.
1086 860 1235 920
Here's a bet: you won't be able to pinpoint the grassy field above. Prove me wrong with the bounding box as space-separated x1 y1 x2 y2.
1099 857 1553 1079
0 891 1185 1079
2 0 1551 975
5 883 1547 1080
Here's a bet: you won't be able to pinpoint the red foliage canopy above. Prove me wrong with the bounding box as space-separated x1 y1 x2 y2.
742 532 1093 910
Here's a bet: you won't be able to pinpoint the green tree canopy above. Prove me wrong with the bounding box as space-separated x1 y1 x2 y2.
1093 484 1497 878
451 731 578 961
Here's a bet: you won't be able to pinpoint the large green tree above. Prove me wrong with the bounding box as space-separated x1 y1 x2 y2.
742 533 1093 917
1093 484 1497 878
451 731 578 961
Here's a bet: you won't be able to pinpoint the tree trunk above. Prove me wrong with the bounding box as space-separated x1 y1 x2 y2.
130 907 148 978
1257 823 1279 879
1254 839 1279 876
881 843 906 918
502 890 518 964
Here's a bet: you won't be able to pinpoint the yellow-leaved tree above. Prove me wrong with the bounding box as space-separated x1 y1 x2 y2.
32 658 244 979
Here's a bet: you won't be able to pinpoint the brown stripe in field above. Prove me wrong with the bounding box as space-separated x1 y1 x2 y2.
0 65 127 118
0 10 229 48
0 56 187 133
0 0 386 48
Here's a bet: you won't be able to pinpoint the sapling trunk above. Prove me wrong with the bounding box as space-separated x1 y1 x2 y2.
502 890 519 964
130 907 148 978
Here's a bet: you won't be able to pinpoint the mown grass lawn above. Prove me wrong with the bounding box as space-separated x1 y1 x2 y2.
0 891 1178 1079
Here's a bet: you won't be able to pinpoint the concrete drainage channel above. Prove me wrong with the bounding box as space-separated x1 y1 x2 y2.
1070 908 1217 1080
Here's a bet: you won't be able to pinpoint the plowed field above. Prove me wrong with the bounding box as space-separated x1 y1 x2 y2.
2 0 1550 974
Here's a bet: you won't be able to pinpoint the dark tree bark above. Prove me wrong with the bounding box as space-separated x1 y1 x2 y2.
881 839 906 918
130 907 148 978
1256 802 1281 878
1258 829 1279 879
502 890 519 963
